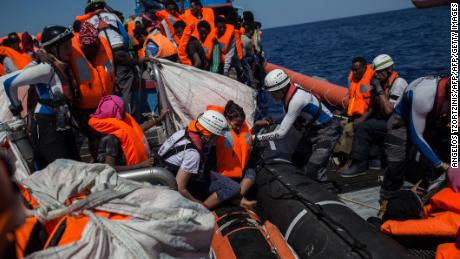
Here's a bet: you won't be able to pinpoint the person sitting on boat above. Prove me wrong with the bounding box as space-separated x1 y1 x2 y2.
156 0 184 42
347 57 375 121
341 54 408 178
89 95 168 171
2 25 81 169
255 69 342 190
197 20 220 72
214 16 245 83
157 110 256 210
380 75 451 204
173 21 207 69
141 13 179 62
182 0 215 39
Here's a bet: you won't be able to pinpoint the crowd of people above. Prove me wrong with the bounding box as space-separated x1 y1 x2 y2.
0 0 454 257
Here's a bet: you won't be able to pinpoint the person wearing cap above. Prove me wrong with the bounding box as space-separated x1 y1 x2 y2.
341 54 408 178
255 69 342 190
1 25 81 168
157 110 255 209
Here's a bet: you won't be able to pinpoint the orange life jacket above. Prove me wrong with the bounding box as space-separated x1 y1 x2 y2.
216 24 242 63
436 243 460 259
431 76 450 119
381 187 460 238
200 34 215 61
127 20 135 36
383 71 399 98
69 35 115 110
156 10 182 36
75 10 104 24
88 114 149 166
177 26 193 66
347 65 375 117
143 32 178 59
0 63 5 76
182 8 215 38
208 105 252 178
0 46 32 70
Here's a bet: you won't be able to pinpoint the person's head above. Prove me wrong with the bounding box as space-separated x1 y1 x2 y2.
92 95 126 120
215 16 227 38
244 23 256 38
197 20 211 42
173 20 187 38
190 0 203 16
141 13 159 30
41 25 74 62
21 32 34 53
224 101 246 133
255 21 262 30
264 69 291 101
165 0 179 15
382 190 424 221
372 54 394 82
79 22 100 60
7 33 20 52
351 57 367 83
189 110 228 144
243 11 255 24
86 0 106 13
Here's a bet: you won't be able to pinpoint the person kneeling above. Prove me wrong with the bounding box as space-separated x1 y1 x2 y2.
89 95 166 171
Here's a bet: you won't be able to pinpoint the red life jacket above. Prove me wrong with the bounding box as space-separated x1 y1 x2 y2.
431 76 450 118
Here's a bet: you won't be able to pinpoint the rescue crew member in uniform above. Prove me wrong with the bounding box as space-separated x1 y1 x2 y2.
1 25 81 168
255 69 342 190
89 95 167 171
380 75 451 205
158 110 255 210
341 54 408 177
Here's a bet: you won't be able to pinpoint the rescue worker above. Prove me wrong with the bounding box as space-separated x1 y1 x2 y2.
173 21 207 69
215 16 245 81
1 25 81 168
255 69 342 189
157 110 255 210
380 75 451 204
341 54 408 177
89 95 167 171
197 20 219 72
347 57 375 121
78 0 147 116
69 22 115 159
156 0 183 41
142 14 179 62
182 0 215 39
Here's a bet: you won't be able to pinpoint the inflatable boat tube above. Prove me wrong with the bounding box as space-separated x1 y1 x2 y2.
265 63 349 109
211 206 297 259
118 167 177 190
250 135 413 259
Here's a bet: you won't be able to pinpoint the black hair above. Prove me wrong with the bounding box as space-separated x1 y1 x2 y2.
352 57 367 66
7 33 19 42
2 38 11 47
73 20 82 33
165 0 178 8
190 0 202 7
173 20 187 31
243 11 254 23
215 16 227 26
224 100 246 121
197 20 211 31
254 21 262 29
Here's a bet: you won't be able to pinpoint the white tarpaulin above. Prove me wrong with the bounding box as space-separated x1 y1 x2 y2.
155 59 256 131
20 160 214 259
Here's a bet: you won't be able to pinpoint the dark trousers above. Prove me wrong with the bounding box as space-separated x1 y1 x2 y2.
34 114 81 168
350 118 387 162
380 114 408 200
296 120 342 182
113 49 139 117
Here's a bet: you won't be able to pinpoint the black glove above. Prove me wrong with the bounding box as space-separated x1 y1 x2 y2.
8 104 22 117
371 77 384 96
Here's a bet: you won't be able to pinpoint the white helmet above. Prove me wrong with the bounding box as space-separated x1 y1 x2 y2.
372 54 394 71
197 110 228 136
264 69 291 92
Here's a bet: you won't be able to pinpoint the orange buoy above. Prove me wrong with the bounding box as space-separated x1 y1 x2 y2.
265 63 349 109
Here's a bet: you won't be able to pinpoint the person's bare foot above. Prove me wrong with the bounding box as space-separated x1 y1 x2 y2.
240 198 257 210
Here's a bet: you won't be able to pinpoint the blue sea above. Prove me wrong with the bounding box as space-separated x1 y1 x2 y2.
262 6 450 87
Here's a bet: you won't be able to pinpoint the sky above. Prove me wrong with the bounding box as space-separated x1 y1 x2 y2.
0 0 414 36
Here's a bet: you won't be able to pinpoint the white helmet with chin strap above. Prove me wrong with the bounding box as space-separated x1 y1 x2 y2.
264 69 291 92
372 54 394 71
197 110 228 136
